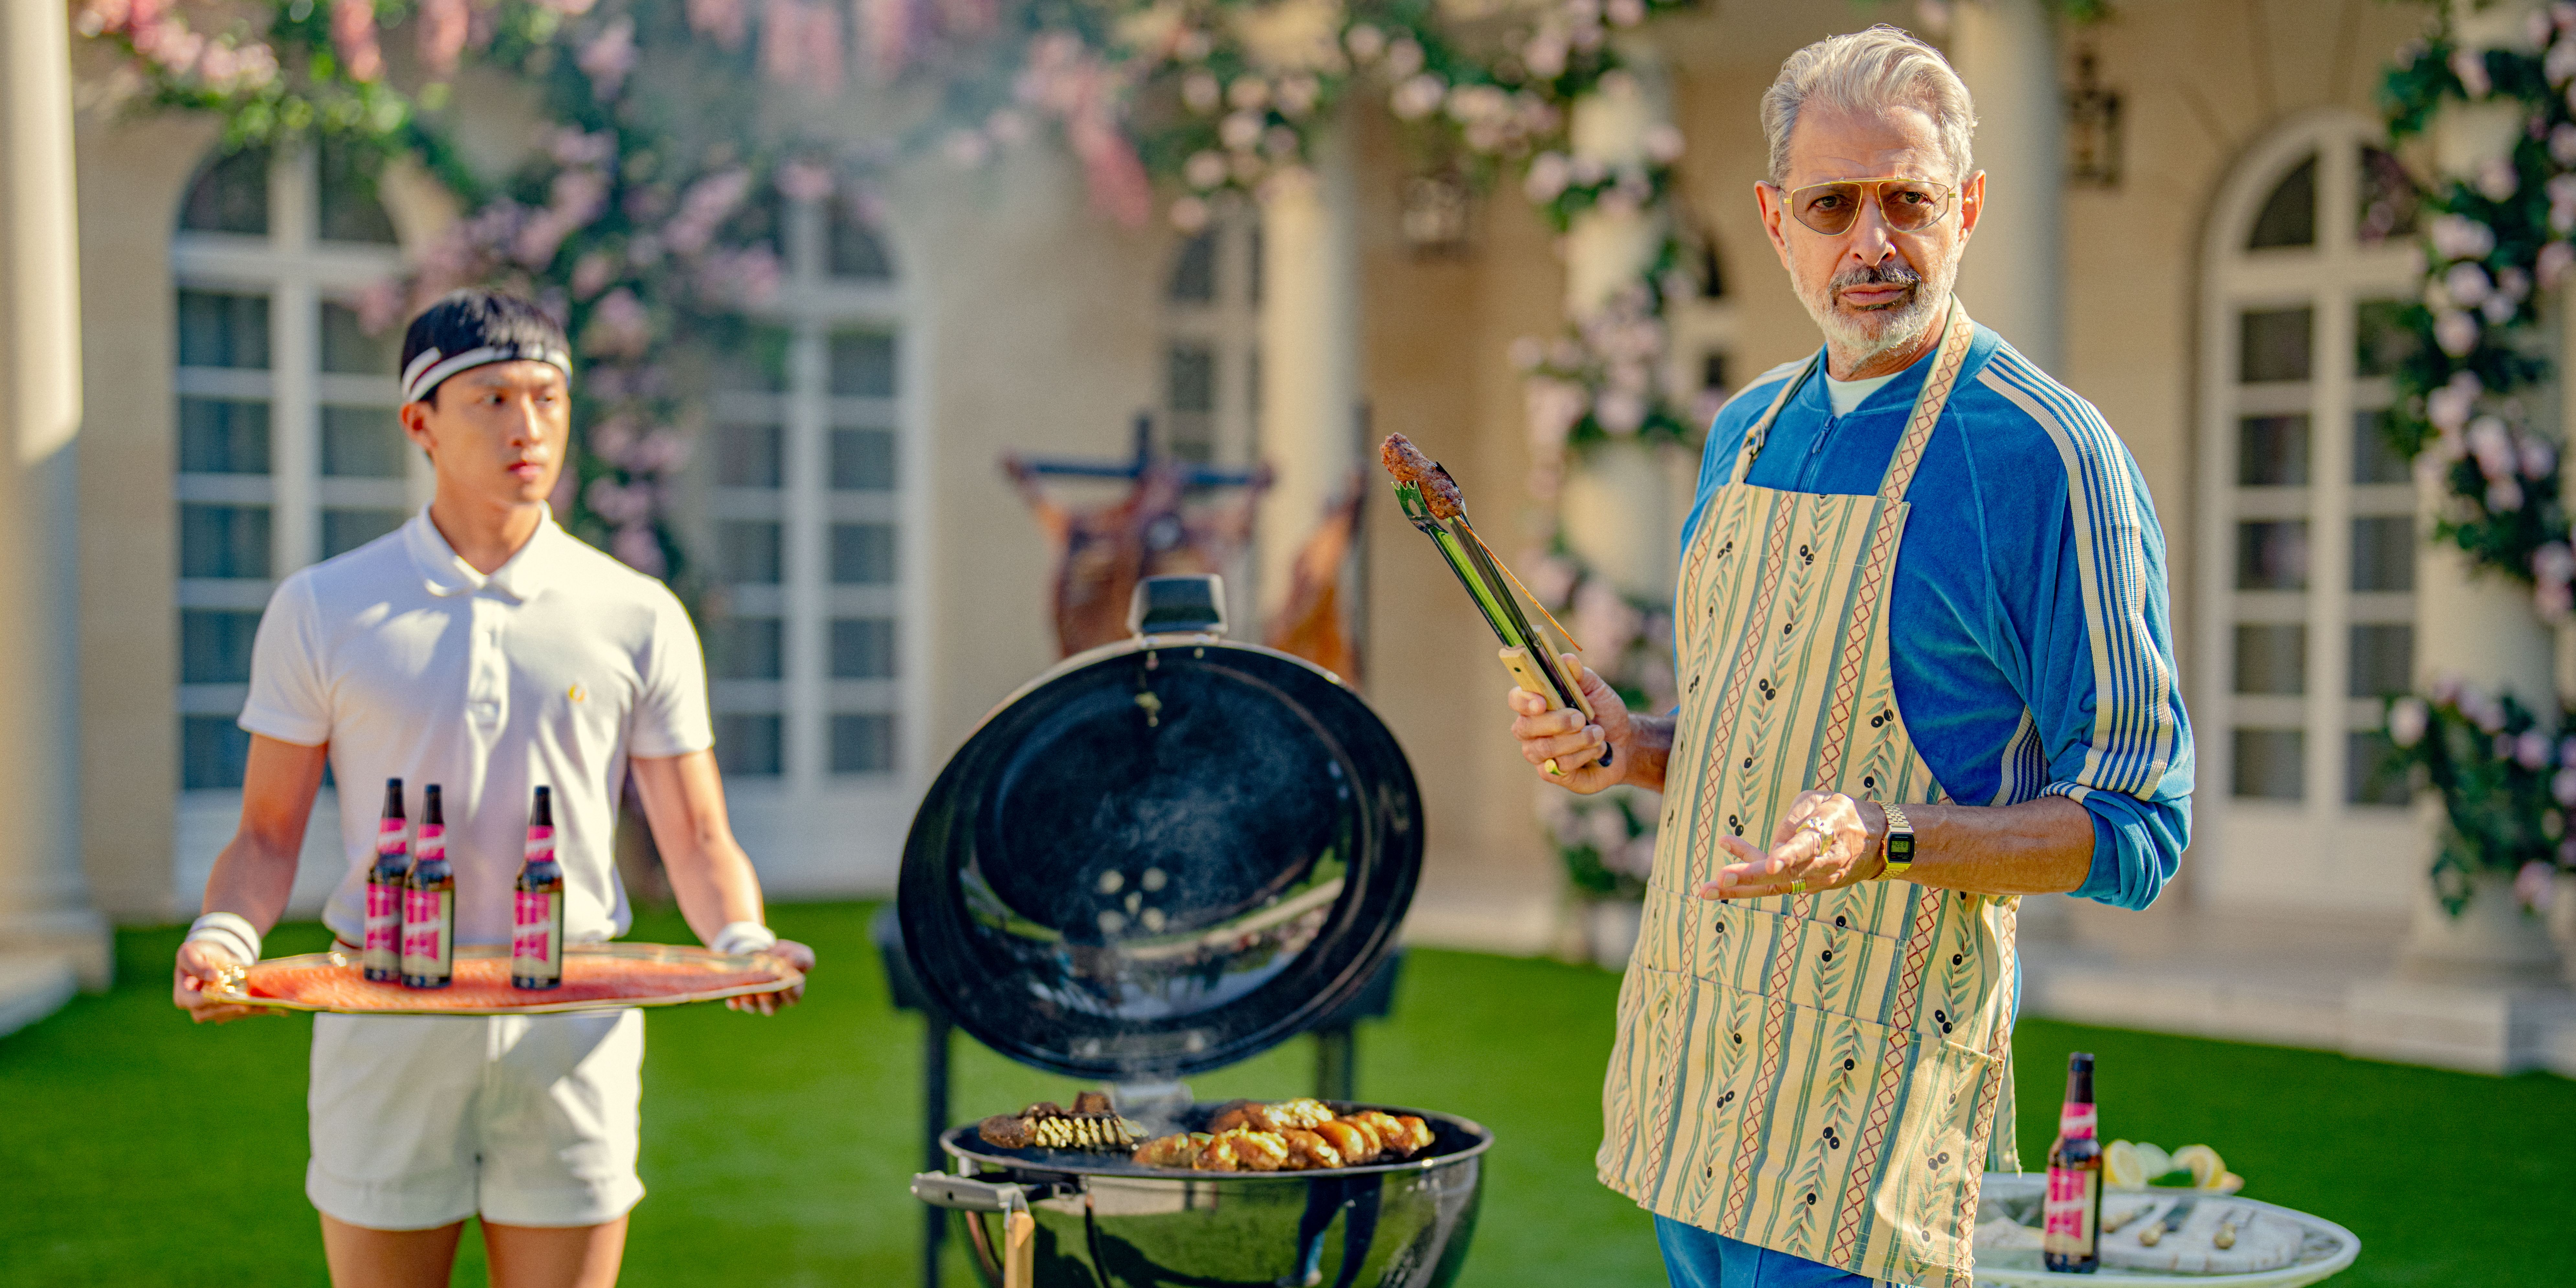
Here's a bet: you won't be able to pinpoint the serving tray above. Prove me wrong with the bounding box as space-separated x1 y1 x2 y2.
1971 1173 2359 1287
203 942 800 1016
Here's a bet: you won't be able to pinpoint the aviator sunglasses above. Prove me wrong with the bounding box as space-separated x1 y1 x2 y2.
1774 176 1959 236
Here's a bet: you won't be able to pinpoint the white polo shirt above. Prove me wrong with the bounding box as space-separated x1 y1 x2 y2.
240 505 713 948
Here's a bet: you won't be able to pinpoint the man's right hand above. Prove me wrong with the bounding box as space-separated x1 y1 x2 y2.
1507 653 1633 794
173 940 274 1024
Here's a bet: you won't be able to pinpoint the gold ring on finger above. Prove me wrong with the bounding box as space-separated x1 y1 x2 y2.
1544 759 1563 776
1790 878 1808 895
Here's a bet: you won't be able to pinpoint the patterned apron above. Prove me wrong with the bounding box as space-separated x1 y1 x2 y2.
1596 303 2019 1288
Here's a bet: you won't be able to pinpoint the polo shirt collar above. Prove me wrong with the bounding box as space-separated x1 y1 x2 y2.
1804 330 1943 417
405 504 565 603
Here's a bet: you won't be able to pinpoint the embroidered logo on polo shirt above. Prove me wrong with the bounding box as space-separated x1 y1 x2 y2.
568 683 586 703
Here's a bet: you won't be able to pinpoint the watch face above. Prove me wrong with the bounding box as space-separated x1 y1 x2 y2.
1888 834 1914 862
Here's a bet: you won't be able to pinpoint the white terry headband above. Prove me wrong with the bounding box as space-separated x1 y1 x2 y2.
401 343 573 405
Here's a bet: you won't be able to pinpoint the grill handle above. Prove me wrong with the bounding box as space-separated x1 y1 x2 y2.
909 1172 1056 1213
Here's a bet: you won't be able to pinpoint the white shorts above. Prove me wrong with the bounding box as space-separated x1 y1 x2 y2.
307 1009 645 1230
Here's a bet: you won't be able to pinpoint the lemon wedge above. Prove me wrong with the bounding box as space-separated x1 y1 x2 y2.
2104 1139 2144 1188
2171 1144 2226 1189
2132 1141 2173 1179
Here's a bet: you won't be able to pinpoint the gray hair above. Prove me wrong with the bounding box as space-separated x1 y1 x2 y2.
1761 25 1977 187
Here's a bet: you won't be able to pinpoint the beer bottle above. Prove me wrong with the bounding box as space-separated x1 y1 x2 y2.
2043 1051 2104 1273
512 786 565 989
401 784 454 988
362 779 407 983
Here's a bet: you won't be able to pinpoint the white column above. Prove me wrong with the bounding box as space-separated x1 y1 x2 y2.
0 1 108 988
1948 0 2065 373
1556 60 1679 601
1253 124 1360 627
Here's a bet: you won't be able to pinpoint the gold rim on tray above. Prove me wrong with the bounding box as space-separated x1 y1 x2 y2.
202 942 805 1016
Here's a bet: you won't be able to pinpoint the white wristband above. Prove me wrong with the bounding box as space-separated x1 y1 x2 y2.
186 912 261 966
710 921 776 956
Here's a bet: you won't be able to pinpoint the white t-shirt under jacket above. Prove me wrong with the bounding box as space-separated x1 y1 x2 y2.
240 505 714 949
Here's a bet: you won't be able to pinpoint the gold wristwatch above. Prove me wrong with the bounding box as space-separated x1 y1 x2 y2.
1879 803 1914 879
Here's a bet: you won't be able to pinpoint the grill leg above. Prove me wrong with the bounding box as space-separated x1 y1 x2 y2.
924 1009 952 1288
1314 1025 1355 1103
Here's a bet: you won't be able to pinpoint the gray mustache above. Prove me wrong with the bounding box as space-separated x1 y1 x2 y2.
1831 263 1924 291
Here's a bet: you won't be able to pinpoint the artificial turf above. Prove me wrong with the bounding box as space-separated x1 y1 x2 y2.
3 902 2564 1286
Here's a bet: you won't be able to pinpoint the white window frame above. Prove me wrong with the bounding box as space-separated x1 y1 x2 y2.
2194 110 2426 914
170 144 419 910
1163 212 1262 468
704 196 923 896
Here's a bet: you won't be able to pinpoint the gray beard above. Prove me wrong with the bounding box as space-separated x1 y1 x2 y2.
1795 258 1956 373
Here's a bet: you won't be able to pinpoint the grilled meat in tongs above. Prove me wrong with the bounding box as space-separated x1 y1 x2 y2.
1379 434 1609 770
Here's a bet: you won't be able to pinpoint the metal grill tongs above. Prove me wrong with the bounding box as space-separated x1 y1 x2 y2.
1379 434 1610 772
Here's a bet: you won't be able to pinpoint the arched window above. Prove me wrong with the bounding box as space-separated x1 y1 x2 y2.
698 191 915 883
1163 213 1260 465
2195 114 2423 909
171 142 409 840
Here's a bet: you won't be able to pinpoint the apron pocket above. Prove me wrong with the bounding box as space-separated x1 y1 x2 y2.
1618 963 1994 1276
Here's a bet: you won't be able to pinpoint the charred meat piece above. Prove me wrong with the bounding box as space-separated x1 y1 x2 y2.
978 1098 1147 1152
1131 1132 1213 1168
1380 435 1465 521
1208 1096 1336 1134
1310 1118 1374 1164
1196 1129 1293 1172
1279 1128 1346 1171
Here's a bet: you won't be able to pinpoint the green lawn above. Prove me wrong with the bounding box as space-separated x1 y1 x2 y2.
4 902 2564 1286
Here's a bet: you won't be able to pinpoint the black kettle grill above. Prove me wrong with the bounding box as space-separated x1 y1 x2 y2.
898 576 1491 1288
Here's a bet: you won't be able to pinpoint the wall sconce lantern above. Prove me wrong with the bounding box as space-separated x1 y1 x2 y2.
1399 171 1473 258
2065 48 2122 188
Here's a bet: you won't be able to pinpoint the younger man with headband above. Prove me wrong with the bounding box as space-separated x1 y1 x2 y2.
174 289 816 1288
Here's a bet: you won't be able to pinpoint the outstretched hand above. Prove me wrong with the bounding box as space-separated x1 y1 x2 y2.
1698 790 1886 900
1506 654 1631 794
727 938 815 1016
172 940 279 1024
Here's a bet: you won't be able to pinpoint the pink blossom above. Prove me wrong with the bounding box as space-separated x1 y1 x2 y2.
1595 388 1646 434
2520 730 2553 770
582 288 652 359
1168 196 1211 232
535 0 601 14
2389 696 2430 748
576 15 638 99
586 477 655 525
571 251 618 300
612 524 667 576
936 0 999 39
857 0 915 80
2516 860 2557 910
694 246 783 306
1345 24 1387 63
331 0 382 82
2452 45 2492 98
687 0 750 47
1643 123 1686 164
762 0 845 94
589 416 638 465
1182 72 1221 114
355 279 405 334
1525 378 1588 449
2430 213 2497 261
1523 33 1569 80
776 159 835 203
1384 38 1424 79
418 0 470 77
628 429 694 475
1606 0 1647 26
1525 152 1571 203
661 169 753 256
2434 309 2481 357
942 129 991 168
1573 580 1643 660
1391 74 1447 121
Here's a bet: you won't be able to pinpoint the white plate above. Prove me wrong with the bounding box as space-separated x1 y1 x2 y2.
1971 1173 2359 1287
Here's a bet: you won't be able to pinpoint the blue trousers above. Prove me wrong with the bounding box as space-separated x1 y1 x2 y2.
1655 1217 1875 1288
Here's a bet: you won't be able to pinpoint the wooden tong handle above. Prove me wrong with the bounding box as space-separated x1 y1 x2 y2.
1501 646 1612 769
1004 1209 1034 1288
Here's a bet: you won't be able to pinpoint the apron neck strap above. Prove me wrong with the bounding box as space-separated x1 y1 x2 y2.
1727 353 1819 486
1876 299 1975 503
1724 299 1976 500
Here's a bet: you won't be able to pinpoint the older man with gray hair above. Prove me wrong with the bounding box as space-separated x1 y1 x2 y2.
1505 25 2192 1288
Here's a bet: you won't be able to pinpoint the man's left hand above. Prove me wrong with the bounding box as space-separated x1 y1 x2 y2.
727 939 815 1016
1698 790 1887 900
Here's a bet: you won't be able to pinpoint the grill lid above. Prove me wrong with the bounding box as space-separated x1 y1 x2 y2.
899 576 1422 1080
